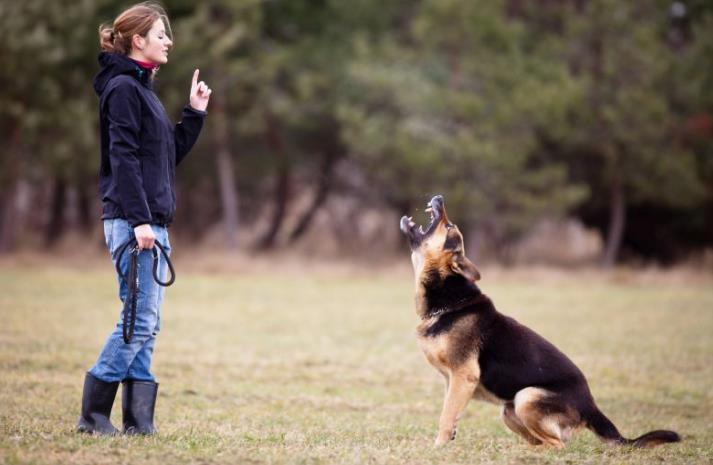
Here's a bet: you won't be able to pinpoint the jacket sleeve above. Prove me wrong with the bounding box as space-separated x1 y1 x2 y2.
105 80 152 227
174 105 207 166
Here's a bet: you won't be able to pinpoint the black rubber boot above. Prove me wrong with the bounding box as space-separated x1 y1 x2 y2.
122 380 159 435
77 372 120 435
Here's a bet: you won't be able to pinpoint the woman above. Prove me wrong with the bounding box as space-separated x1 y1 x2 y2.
77 2 211 435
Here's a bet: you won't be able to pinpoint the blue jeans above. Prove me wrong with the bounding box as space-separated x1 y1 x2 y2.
88 218 171 383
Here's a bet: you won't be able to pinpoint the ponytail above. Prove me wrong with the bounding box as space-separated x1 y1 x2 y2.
98 23 129 54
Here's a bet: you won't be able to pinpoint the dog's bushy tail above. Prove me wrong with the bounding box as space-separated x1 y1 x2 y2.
584 406 681 448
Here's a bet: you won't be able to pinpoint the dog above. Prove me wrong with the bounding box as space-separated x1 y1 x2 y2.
400 195 681 448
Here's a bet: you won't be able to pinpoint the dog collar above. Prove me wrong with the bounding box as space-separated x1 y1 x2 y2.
425 294 487 320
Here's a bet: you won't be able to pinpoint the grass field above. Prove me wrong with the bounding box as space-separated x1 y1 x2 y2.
1 259 712 464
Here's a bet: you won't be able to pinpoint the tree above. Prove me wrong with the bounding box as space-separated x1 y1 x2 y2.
546 0 707 265
0 0 104 251
337 0 586 257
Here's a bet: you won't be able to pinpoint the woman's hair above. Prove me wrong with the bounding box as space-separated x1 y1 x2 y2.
98 2 172 55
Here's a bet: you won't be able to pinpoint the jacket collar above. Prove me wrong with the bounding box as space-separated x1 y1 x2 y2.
93 52 153 95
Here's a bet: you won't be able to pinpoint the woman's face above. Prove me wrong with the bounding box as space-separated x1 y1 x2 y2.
137 18 172 65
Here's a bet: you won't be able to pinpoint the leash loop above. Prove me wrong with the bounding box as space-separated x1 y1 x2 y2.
151 241 175 286
114 238 176 343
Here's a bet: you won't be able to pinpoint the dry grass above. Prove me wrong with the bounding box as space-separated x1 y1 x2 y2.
1 258 712 464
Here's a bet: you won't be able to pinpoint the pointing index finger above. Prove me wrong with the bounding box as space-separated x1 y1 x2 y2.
192 69 199 87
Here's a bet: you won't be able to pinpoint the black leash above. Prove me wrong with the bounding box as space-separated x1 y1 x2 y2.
114 238 176 343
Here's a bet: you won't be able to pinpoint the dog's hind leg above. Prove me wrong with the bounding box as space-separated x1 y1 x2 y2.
513 387 579 449
434 364 478 447
502 402 543 445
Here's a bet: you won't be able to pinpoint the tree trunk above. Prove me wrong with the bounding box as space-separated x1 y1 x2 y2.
0 180 20 254
45 176 67 247
0 125 23 253
77 180 93 229
602 174 626 268
213 75 240 250
257 164 290 250
257 111 290 250
288 149 338 243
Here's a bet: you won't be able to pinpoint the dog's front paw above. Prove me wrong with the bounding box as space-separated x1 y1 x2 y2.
434 429 456 447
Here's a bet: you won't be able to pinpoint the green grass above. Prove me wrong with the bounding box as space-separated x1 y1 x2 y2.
1 263 712 464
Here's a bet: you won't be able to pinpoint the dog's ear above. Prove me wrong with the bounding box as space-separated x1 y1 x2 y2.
451 255 481 282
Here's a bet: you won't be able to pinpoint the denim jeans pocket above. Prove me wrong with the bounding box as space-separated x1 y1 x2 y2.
103 219 115 251
104 219 134 258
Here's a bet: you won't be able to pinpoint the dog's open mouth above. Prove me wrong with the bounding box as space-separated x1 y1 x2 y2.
400 195 445 244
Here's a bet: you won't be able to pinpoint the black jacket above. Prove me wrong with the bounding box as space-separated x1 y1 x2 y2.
93 52 206 227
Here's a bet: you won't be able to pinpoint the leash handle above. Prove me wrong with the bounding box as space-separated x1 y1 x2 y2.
114 237 176 344
115 238 176 287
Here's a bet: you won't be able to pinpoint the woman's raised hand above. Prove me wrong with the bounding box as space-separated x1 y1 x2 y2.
189 69 212 112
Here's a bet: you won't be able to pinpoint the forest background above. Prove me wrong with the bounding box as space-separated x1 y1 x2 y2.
2 0 712 267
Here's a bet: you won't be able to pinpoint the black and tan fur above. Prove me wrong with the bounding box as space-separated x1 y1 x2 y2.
400 195 681 448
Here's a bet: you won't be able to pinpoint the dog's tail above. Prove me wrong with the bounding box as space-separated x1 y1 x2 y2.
584 406 681 448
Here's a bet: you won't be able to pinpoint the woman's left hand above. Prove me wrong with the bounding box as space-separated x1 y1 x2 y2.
189 69 212 112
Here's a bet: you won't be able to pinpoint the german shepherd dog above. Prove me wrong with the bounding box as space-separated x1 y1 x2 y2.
399 195 681 448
